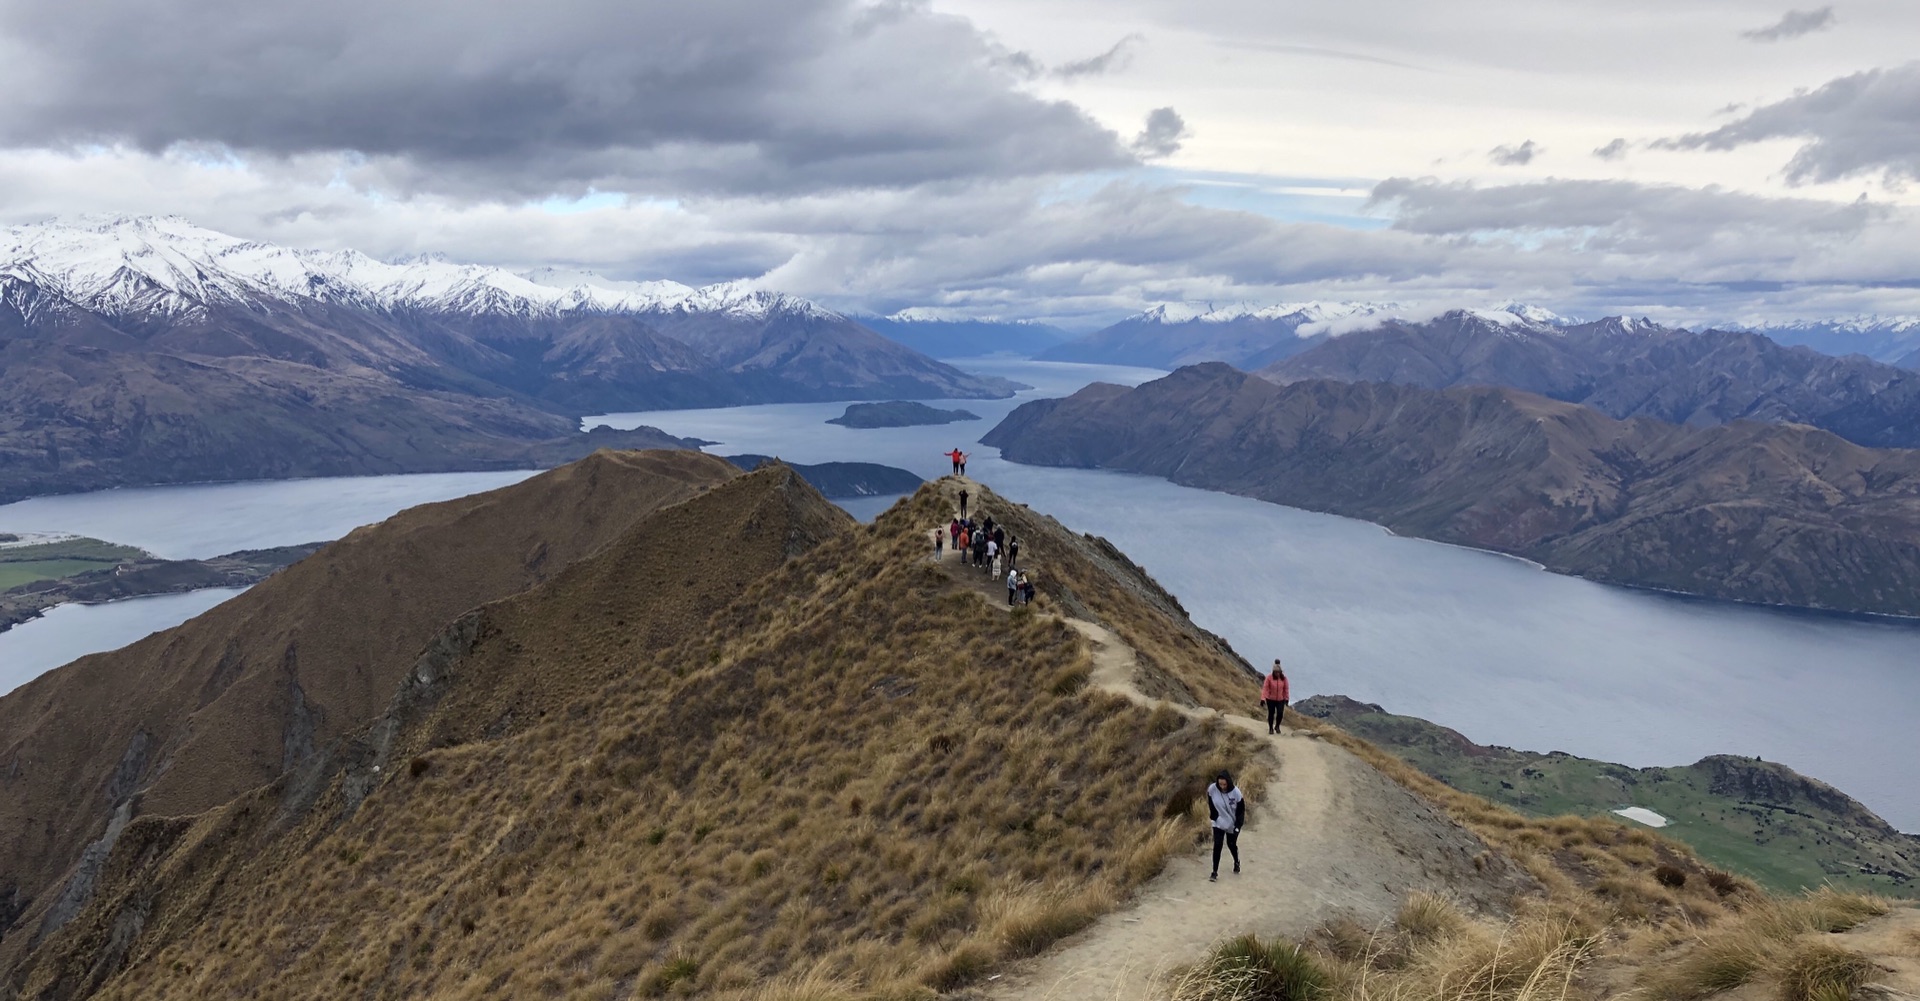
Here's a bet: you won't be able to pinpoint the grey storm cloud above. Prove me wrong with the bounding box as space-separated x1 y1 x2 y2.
1369 176 1884 249
1488 140 1541 166
1593 139 1629 161
1131 108 1190 159
1740 6 1838 42
1659 61 1920 185
0 0 1134 198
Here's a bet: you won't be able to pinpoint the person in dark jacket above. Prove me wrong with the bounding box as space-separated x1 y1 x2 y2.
1206 770 1245 881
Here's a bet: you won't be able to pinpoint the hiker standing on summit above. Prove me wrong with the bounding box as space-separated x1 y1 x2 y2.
1262 660 1290 734
945 448 965 475
1206 771 1244 882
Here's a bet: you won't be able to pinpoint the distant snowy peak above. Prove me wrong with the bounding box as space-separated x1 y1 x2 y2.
1743 315 1920 336
1489 302 1575 326
0 216 842 322
1135 300 1396 325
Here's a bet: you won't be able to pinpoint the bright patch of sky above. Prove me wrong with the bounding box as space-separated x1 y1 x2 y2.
1148 167 1387 229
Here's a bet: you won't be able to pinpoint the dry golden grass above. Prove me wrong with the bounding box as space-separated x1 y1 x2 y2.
1636 889 1892 1001
1177 896 1596 1001
40 478 1266 1001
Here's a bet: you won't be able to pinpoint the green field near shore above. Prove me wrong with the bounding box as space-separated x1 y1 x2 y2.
0 538 147 590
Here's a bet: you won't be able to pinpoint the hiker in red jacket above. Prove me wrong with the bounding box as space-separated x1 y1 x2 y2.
1262 660 1290 734
945 448 965 475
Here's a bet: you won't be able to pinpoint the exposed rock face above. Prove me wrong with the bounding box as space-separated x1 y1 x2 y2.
984 363 1920 616
1263 311 1920 448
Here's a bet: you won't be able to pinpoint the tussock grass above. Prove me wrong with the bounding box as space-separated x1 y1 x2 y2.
1175 896 1591 1001
70 480 1263 1001
1637 888 1892 1001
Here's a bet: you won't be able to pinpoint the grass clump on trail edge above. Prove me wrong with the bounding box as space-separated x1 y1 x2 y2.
63 477 1262 1001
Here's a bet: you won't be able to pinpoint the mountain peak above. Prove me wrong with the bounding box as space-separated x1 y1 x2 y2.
0 216 838 322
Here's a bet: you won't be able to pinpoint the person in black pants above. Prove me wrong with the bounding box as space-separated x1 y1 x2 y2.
1205 770 1245 881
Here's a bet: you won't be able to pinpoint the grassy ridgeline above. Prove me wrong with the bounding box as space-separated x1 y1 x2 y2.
21 477 1264 1000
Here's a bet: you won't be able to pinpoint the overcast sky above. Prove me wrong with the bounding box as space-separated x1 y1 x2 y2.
2 0 1916 326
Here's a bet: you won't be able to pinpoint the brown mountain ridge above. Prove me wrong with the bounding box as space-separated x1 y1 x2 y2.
0 450 743 950
0 469 1281 999
983 363 1920 616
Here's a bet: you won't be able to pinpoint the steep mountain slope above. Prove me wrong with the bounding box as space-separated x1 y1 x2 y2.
0 475 1286 1000
1298 695 1920 897
1263 310 1920 448
1038 301 1394 369
0 450 740 948
983 364 1920 615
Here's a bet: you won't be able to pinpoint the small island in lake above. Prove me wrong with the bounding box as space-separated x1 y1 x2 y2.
825 401 982 428
723 456 923 498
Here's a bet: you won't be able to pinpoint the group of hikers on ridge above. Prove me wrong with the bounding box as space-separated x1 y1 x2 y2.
933 506 1034 605
929 466 1293 886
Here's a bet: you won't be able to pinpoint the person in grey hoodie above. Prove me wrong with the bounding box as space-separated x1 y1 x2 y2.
1206 770 1245 881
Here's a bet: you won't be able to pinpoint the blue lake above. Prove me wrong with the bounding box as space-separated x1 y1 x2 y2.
2 357 1916 830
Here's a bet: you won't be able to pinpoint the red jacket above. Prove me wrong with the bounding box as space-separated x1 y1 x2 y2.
1262 673 1289 702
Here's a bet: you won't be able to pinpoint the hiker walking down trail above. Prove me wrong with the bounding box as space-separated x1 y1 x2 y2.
1206 771 1245 882
958 489 970 517
932 527 945 562
1007 567 1021 605
1007 537 1020 569
1262 660 1290 735
945 448 965 475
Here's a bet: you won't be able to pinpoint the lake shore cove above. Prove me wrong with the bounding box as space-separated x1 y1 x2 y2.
3 461 1916 1001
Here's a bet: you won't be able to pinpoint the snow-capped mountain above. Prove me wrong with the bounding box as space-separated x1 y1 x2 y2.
0 216 1023 502
1038 298 1582 369
854 310 1070 359
0 215 839 323
1729 315 1920 369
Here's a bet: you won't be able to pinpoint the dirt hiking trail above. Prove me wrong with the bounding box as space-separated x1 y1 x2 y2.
930 477 1528 1001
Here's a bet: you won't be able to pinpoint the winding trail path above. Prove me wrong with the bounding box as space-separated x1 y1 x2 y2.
982 617 1525 1001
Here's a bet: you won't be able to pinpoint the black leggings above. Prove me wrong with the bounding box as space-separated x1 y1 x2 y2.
1267 700 1286 730
1212 827 1240 873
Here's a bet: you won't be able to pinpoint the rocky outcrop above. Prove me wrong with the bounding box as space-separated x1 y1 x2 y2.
984 363 1920 616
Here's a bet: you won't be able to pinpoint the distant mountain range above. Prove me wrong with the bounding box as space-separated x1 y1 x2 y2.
855 311 1071 358
0 216 1017 501
1037 299 1920 378
984 363 1920 617
1037 300 1407 368
1734 316 1920 369
1263 310 1920 449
